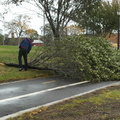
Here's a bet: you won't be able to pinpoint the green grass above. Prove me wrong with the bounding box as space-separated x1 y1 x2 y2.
7 85 120 120
0 45 40 63
0 46 18 63
0 64 54 83
0 45 54 83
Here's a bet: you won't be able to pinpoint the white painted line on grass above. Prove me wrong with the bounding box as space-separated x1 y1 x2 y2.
0 81 88 103
0 81 120 120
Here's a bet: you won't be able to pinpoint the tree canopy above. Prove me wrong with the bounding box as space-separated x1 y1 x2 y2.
4 15 31 45
3 0 120 37
71 0 120 36
25 29 39 39
4 0 75 38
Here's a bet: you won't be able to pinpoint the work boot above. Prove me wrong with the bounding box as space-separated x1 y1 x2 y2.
19 68 23 71
25 68 27 71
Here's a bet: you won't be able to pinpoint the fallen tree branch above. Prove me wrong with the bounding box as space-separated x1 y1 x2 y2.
4 63 51 70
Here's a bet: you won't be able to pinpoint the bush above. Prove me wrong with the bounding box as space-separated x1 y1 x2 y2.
34 35 120 82
0 34 3 45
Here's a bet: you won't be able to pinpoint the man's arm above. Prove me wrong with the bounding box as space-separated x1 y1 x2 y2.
27 43 32 54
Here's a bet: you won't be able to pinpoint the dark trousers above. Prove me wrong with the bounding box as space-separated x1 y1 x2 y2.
18 48 28 70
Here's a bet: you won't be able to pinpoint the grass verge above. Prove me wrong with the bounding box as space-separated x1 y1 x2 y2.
0 64 54 83
7 85 120 120
0 45 54 83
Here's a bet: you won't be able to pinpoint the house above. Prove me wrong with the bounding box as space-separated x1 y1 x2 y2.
106 33 118 47
32 40 44 46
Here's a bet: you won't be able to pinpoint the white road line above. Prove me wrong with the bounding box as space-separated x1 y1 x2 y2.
1 81 120 120
0 81 88 103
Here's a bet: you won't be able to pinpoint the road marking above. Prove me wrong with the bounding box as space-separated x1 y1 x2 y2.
0 81 88 103
0 76 58 86
42 81 56 84
1 81 120 120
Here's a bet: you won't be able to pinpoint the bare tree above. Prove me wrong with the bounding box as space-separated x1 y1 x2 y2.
3 0 74 39
4 15 31 45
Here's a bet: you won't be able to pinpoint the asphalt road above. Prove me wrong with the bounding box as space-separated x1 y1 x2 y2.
0 76 119 120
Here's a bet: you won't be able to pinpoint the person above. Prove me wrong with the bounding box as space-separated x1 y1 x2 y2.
18 38 33 71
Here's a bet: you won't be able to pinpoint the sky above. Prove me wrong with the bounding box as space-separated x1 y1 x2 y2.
0 1 44 35
0 0 112 35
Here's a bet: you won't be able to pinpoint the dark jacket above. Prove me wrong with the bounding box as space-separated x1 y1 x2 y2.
19 38 33 53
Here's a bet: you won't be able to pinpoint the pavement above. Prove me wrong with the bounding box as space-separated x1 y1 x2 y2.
0 76 120 120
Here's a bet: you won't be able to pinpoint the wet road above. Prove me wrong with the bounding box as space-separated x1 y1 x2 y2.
0 76 119 119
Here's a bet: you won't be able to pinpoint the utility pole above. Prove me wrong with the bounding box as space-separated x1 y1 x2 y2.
117 10 120 49
2 12 7 45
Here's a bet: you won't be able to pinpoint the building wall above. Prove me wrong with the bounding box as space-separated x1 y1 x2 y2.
33 43 43 46
107 33 117 43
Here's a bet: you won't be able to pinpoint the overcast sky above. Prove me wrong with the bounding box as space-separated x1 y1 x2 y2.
0 1 44 35
0 0 112 35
